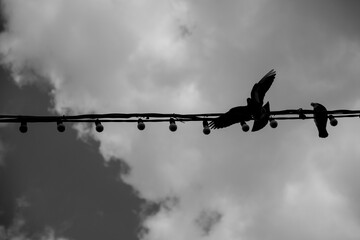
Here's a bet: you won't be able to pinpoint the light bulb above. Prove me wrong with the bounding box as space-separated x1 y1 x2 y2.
19 122 28 133
57 121 65 132
202 120 211 135
137 119 145 130
95 120 104 132
169 118 177 132
269 119 278 128
241 122 249 132
329 115 338 126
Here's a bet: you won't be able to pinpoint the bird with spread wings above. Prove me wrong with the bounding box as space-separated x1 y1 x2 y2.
209 69 276 132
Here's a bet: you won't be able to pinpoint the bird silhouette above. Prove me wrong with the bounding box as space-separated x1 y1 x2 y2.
247 69 276 120
251 102 270 132
311 102 328 138
210 69 276 131
209 105 251 129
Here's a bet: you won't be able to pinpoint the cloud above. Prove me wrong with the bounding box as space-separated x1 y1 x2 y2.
1 0 360 240
280 0 360 42
0 198 69 240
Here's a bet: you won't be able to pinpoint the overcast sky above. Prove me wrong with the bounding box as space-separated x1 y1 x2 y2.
1 0 360 239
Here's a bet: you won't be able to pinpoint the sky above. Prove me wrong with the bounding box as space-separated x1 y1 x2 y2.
1 0 360 239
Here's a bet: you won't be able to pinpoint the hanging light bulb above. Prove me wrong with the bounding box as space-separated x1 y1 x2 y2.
329 115 338 126
57 121 65 132
269 118 278 128
19 121 28 133
95 119 104 132
137 118 145 130
240 121 249 132
202 120 211 135
169 118 177 132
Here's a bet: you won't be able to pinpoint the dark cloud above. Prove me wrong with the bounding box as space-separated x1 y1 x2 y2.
0 0 5 33
195 209 222 236
1 1 360 239
0 67 144 239
280 0 360 42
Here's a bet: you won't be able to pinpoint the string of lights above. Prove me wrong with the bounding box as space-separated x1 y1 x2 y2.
1 70 355 138
1 108 360 135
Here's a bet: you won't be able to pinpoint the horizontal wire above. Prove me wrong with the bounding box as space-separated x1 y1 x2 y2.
0 118 217 123
0 109 359 123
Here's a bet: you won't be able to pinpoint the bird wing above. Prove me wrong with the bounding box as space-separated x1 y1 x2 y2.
209 106 251 129
251 69 276 104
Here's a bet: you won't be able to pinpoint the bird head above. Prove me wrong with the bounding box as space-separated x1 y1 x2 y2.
246 98 252 106
310 102 317 108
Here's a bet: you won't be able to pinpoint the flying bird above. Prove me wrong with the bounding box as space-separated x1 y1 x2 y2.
209 105 251 129
311 102 328 138
210 69 276 131
247 69 276 120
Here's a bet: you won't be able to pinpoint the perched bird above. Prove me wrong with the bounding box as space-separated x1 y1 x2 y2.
311 102 328 138
210 69 276 131
209 105 251 129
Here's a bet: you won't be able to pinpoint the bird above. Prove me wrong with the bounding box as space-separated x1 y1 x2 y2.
209 105 251 129
247 69 276 120
311 102 328 138
248 69 275 131
251 101 270 132
210 69 276 131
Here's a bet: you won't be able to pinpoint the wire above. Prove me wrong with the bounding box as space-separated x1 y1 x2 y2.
0 109 359 123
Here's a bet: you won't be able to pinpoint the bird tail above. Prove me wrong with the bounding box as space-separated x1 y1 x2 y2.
318 129 329 138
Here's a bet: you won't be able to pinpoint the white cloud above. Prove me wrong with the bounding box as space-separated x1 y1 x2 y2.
2 0 360 240
246 165 360 240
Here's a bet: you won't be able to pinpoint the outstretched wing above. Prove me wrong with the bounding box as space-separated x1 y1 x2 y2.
209 106 251 129
251 69 276 104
